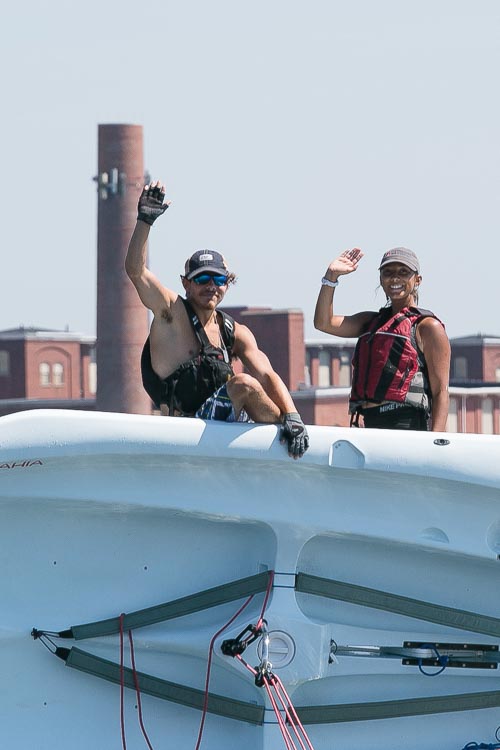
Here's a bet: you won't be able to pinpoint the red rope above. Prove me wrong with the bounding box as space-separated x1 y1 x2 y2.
118 572 277 750
236 655 315 750
119 613 127 750
195 570 275 750
270 673 314 750
255 570 275 630
194 592 256 750
119 613 155 750
128 629 155 750
263 676 295 750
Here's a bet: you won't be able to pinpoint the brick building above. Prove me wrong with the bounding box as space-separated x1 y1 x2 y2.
0 327 96 417
2 319 500 434
449 335 500 383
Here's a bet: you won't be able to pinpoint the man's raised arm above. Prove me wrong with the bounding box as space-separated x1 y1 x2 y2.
125 181 172 312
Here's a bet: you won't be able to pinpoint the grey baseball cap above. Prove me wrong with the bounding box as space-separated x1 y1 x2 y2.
379 247 420 273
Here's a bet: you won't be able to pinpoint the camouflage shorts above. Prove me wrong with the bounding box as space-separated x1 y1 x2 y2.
195 383 250 422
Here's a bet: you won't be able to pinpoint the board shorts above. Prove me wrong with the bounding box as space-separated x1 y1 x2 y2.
195 383 251 423
359 402 429 431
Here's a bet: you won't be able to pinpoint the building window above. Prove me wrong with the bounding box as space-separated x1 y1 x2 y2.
52 362 64 386
338 352 351 387
0 350 9 376
495 367 500 383
453 356 468 380
304 351 311 387
88 362 97 395
447 398 458 433
40 362 50 386
318 350 331 387
481 397 494 434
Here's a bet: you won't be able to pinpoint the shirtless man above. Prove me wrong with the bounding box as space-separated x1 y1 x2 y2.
125 181 309 459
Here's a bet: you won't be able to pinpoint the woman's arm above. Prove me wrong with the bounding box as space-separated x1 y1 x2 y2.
417 318 451 432
314 248 374 337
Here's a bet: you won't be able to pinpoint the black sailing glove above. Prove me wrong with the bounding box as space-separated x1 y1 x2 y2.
280 412 309 459
137 184 169 225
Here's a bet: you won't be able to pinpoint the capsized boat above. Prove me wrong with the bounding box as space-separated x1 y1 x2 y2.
1 409 500 750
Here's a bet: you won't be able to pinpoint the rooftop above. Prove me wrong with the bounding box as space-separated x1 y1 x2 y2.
0 327 95 344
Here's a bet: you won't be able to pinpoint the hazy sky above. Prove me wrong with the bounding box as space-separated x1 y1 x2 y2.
2 0 498 340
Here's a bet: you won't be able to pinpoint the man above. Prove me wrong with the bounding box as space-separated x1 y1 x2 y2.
125 180 309 459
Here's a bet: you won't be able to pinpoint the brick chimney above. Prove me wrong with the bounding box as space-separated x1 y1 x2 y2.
95 124 151 414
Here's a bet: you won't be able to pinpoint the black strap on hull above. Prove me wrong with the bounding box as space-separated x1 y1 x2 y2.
64 571 271 640
296 572 500 638
57 646 264 725
57 646 500 726
296 689 500 724
56 648 500 725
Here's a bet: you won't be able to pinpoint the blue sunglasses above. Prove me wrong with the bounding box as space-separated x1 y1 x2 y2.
191 273 229 287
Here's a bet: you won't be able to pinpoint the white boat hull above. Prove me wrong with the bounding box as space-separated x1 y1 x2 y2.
1 409 500 749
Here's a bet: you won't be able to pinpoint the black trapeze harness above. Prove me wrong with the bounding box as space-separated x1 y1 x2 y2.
141 298 235 416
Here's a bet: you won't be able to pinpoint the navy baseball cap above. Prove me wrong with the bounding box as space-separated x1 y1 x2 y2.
184 250 229 280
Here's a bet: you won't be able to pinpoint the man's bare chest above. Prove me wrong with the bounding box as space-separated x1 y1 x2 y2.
149 314 222 379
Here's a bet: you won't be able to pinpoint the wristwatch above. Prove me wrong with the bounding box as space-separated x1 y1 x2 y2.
321 277 339 288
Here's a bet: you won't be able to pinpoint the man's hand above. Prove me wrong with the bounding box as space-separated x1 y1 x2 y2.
137 181 170 226
280 412 309 459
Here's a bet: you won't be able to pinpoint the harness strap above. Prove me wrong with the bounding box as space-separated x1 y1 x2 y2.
295 573 500 638
182 298 213 351
181 298 233 362
56 571 271 640
57 647 500 726
57 647 264 725
51 569 499 641
296 690 500 725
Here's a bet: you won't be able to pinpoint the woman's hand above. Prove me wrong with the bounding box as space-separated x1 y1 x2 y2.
315 247 374 337
324 248 364 280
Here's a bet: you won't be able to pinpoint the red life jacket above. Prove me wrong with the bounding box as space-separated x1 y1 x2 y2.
349 306 441 414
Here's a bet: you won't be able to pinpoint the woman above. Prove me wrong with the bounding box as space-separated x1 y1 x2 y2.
314 247 450 431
